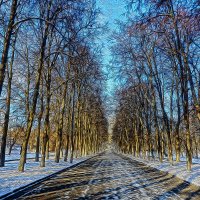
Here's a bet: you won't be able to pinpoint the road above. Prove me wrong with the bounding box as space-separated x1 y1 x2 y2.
11 152 200 200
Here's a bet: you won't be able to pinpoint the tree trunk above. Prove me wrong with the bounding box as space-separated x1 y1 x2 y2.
183 71 192 171
8 139 16 155
55 85 67 163
18 13 50 171
175 79 181 162
35 120 41 162
0 0 17 96
0 37 15 167
64 134 70 162
35 91 44 162
70 84 76 163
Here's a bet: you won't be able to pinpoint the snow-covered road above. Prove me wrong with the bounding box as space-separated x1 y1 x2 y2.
14 152 200 199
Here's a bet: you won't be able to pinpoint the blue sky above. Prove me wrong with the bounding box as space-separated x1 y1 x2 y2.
95 0 127 127
96 0 126 94
96 0 126 26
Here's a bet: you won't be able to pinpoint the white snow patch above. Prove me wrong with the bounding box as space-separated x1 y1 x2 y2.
5 147 54 161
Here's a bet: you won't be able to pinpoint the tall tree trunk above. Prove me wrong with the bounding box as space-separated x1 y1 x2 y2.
175 78 181 162
70 83 76 163
18 13 50 171
0 0 17 96
153 98 162 162
8 138 16 155
41 93 50 167
0 37 15 166
55 85 67 163
64 134 70 162
64 98 71 162
35 92 44 162
183 64 192 171
35 119 41 162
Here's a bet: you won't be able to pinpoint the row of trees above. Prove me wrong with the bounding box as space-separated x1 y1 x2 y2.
112 0 200 170
0 0 108 172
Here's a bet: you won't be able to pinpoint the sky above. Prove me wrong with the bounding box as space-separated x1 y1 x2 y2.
95 0 127 130
96 0 126 93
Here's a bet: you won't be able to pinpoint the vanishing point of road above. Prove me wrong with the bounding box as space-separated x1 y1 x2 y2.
8 152 200 200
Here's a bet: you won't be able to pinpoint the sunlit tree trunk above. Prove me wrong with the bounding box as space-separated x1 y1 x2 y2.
18 7 50 171
55 85 67 163
70 83 76 163
35 89 44 162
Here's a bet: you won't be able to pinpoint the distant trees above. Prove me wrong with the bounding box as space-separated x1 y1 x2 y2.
0 0 108 171
112 0 200 170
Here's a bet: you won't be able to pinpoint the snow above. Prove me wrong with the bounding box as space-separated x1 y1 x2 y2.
122 153 200 187
5 146 50 161
0 152 93 197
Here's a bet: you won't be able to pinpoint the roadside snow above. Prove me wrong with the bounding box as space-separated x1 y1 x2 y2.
5 147 52 161
0 154 92 197
122 153 200 187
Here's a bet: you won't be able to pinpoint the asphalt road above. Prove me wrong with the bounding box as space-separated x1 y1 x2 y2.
10 152 200 200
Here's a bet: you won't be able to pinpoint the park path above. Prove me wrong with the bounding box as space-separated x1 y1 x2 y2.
16 152 200 200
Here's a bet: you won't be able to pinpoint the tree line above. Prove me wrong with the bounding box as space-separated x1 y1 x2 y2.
112 0 200 171
0 0 108 172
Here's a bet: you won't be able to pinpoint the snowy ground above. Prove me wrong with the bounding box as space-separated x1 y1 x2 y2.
12 152 200 200
0 151 93 197
5 147 47 161
122 153 200 187
1 148 199 199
